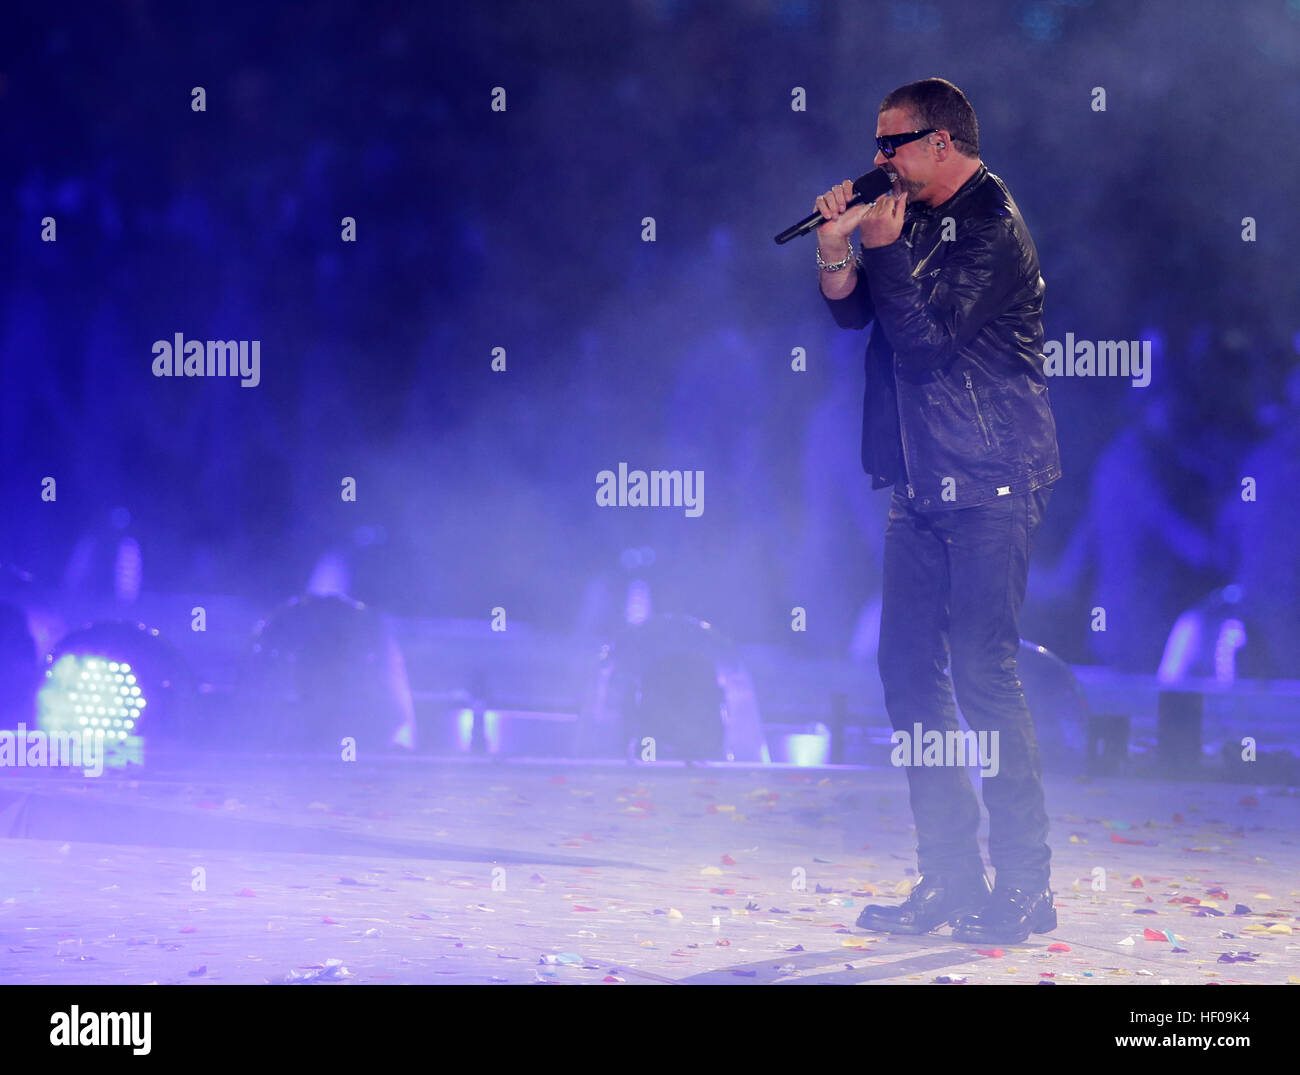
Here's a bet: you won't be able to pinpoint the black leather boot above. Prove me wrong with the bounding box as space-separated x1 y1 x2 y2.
951 885 1056 944
856 871 992 935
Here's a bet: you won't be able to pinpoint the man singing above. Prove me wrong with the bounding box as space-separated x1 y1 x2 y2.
814 78 1061 944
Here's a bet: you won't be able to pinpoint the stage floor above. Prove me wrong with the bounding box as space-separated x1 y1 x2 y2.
1 758 1296 984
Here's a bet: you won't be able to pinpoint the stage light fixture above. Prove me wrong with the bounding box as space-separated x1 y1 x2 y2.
37 620 193 766
1013 638 1091 773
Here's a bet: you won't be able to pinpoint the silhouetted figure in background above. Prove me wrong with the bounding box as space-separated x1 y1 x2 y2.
1217 365 1300 678
1049 390 1222 672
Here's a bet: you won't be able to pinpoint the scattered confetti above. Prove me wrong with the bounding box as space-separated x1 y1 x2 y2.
284 958 353 983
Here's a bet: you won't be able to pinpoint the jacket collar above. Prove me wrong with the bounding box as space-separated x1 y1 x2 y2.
906 161 988 220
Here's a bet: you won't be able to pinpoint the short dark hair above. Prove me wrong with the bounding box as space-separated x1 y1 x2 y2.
880 77 979 158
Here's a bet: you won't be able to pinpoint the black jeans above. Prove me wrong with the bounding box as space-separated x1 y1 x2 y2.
877 484 1053 891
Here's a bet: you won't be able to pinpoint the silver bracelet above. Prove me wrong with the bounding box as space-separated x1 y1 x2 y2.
816 241 857 273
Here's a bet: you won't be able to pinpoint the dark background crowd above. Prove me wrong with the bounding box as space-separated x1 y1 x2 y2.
2 0 1298 675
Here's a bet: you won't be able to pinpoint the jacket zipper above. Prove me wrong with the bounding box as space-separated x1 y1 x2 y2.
895 217 925 500
965 371 992 448
896 357 915 499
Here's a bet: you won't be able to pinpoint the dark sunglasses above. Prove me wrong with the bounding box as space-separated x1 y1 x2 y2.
876 128 938 158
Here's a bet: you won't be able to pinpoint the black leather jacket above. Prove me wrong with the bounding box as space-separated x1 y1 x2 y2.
821 162 1061 511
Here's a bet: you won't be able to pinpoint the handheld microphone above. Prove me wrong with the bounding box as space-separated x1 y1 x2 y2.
773 167 894 245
